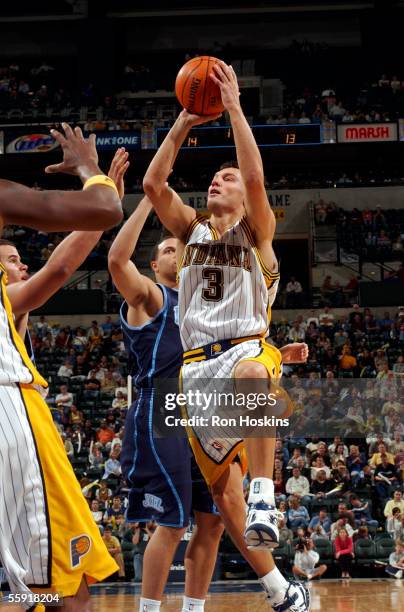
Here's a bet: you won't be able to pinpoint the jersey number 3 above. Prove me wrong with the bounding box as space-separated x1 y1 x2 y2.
202 268 224 302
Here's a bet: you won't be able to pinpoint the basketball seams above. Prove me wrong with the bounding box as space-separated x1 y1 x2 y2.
200 56 211 116
179 57 203 112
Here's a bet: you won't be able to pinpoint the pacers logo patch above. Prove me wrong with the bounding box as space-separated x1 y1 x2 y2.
70 534 91 568
211 343 222 356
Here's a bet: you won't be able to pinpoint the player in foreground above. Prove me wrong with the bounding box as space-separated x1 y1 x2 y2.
108 175 224 612
143 62 310 611
0 125 123 611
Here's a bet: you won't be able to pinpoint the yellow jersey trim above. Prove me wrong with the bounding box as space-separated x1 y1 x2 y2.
0 273 48 388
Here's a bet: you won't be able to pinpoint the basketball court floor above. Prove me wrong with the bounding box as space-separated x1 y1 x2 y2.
90 578 404 611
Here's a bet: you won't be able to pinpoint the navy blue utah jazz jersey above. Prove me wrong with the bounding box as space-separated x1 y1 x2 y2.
120 282 216 527
120 284 181 389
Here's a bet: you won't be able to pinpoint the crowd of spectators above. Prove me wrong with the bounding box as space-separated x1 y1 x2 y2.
27 300 403 580
278 73 404 126
335 207 404 263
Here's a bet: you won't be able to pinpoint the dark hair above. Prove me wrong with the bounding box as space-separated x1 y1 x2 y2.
150 234 175 263
0 239 16 248
393 507 401 515
219 161 239 170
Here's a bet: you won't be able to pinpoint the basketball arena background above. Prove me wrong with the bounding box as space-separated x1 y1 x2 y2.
0 0 404 608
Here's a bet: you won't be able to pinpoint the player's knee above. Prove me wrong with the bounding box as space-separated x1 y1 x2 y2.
234 360 268 380
159 525 187 543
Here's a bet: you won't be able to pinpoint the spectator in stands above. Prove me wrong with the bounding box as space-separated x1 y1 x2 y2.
102 526 125 579
96 479 113 505
287 496 310 531
278 515 294 544
90 499 104 529
384 490 404 518
55 384 73 408
63 433 74 459
349 495 378 529
321 276 343 306
88 442 104 471
385 540 404 579
334 527 354 578
274 468 287 504
96 419 115 449
310 470 332 499
57 359 73 379
285 276 303 307
286 467 311 505
387 508 403 540
103 446 122 480
287 320 306 343
311 456 331 480
374 454 400 504
339 345 358 376
84 373 102 396
131 523 149 582
292 538 327 581
101 370 119 395
104 495 125 530
369 442 395 468
346 445 366 485
308 508 331 537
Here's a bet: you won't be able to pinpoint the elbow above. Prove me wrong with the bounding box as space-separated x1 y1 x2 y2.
108 250 123 273
102 201 124 229
143 177 162 200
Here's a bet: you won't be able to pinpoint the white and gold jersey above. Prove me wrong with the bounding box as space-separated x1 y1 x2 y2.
0 263 47 386
178 215 279 351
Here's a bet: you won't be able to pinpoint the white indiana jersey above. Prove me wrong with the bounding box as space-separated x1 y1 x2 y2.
0 263 47 386
178 214 280 351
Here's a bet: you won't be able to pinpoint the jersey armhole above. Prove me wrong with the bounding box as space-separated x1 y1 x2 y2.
120 284 167 332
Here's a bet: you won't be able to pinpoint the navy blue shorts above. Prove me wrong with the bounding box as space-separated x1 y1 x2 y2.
122 391 216 528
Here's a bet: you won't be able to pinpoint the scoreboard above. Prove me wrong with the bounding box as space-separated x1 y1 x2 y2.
156 123 322 149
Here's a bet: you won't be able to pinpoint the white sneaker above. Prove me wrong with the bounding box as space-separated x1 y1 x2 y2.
268 581 311 612
395 570 403 580
244 501 282 549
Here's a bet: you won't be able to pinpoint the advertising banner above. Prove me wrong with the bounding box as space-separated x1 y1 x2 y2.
337 122 398 143
3 129 141 153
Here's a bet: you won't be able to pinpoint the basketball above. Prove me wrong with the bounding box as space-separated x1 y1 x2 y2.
175 55 225 116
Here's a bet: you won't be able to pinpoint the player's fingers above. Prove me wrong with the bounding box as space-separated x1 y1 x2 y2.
212 63 226 81
74 126 85 140
44 162 64 174
117 161 130 178
50 128 67 147
61 122 75 140
88 133 97 148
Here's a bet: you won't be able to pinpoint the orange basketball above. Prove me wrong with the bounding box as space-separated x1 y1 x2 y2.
175 56 225 116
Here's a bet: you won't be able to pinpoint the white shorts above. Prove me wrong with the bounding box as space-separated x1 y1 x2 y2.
0 383 49 601
181 338 284 486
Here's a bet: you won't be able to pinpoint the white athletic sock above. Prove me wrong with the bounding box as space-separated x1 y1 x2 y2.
259 566 288 599
248 477 275 505
182 595 205 611
139 597 161 611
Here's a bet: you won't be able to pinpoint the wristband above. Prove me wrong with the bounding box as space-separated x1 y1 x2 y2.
83 174 119 196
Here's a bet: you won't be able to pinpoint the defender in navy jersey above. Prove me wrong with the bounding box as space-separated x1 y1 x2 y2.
109 194 223 612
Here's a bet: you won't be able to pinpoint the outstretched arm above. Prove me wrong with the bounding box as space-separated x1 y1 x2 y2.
0 124 123 233
6 147 131 316
211 63 276 248
143 111 220 240
108 195 162 314
7 230 103 316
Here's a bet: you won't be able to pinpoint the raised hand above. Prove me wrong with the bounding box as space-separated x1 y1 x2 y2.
210 62 241 113
108 148 130 200
45 123 100 182
180 108 222 128
281 343 309 364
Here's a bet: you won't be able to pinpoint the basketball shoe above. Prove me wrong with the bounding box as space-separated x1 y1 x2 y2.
244 501 283 549
267 581 311 611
